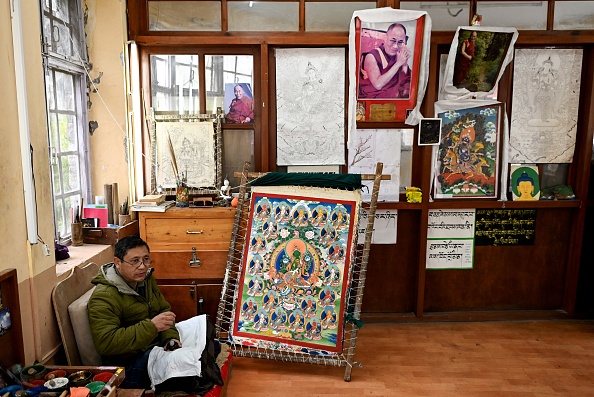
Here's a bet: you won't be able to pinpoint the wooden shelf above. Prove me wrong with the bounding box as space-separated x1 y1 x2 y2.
426 199 582 210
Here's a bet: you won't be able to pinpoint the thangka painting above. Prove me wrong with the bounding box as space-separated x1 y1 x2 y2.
509 49 582 163
155 121 216 188
433 104 502 199
230 186 361 354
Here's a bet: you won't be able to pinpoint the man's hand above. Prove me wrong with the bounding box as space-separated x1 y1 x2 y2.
151 311 176 332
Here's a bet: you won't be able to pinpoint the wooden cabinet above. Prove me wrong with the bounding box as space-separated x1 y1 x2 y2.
138 207 235 322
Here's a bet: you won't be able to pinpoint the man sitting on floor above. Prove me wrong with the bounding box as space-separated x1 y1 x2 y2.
88 235 223 394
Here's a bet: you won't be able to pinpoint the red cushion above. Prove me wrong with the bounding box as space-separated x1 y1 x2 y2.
204 350 232 397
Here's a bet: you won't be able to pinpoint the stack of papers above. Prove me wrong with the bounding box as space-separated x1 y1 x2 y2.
135 194 166 206
130 200 175 212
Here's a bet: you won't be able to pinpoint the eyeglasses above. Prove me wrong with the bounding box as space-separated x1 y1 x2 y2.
389 39 407 47
120 257 153 268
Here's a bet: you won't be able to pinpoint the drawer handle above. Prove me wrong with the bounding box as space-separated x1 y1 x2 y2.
190 247 202 268
186 230 204 234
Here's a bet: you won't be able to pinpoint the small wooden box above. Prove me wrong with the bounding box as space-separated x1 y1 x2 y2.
82 220 139 245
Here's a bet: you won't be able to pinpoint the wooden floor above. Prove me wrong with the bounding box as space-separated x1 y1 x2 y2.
224 320 594 396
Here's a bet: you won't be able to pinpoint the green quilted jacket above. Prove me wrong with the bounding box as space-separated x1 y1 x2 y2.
88 263 180 366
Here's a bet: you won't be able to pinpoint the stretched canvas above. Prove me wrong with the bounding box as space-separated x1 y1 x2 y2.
276 48 345 166
509 49 582 163
230 186 361 354
433 104 502 198
155 121 216 188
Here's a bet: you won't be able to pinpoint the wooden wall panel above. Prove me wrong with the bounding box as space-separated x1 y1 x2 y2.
362 210 420 314
424 209 572 312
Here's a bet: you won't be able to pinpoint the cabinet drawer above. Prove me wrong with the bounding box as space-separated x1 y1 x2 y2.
158 283 223 322
144 217 234 251
151 250 228 279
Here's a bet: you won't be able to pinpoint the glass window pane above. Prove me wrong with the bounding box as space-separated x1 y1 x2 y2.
52 162 62 195
228 2 299 31
54 22 73 58
45 70 55 110
554 1 594 30
400 1 470 31
55 0 70 22
223 129 255 188
58 114 78 152
148 1 221 31
49 114 59 149
150 55 199 113
206 55 254 115
477 1 547 29
61 155 81 193
55 197 66 237
56 71 75 111
306 2 376 31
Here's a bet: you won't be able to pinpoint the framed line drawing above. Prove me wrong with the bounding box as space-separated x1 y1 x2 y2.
230 186 361 354
509 48 582 164
354 14 426 122
418 118 442 146
155 121 217 188
276 48 345 166
433 103 503 199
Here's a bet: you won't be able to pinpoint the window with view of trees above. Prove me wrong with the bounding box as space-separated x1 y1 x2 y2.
40 0 91 243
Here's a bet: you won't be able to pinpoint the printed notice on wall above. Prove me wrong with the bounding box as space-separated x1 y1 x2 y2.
357 209 398 245
475 209 536 246
426 209 475 269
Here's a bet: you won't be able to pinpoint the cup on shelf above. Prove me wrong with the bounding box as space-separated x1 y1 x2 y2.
71 222 83 246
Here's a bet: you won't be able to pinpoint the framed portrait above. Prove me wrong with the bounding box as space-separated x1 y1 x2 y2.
441 27 518 98
230 186 361 354
433 103 503 199
224 82 254 124
418 118 442 146
352 11 427 123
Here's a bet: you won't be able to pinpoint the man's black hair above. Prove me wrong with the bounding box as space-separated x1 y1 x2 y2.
114 235 150 260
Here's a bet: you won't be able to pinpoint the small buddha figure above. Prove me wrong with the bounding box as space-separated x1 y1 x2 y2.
515 171 537 201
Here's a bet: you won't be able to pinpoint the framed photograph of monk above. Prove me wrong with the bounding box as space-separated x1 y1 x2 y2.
229 185 361 354
353 14 426 123
441 27 518 98
224 82 254 124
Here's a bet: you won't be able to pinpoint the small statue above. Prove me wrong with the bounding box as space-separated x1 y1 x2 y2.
220 177 231 200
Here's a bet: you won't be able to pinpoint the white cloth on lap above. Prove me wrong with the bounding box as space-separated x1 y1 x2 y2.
147 314 207 388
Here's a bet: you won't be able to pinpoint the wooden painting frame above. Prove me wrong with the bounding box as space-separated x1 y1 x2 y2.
230 186 361 354
433 103 504 199
354 14 426 122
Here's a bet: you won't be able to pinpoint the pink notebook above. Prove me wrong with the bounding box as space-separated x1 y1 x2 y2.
83 204 109 227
